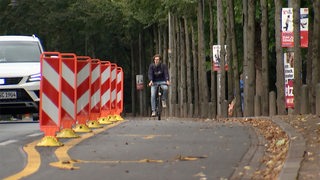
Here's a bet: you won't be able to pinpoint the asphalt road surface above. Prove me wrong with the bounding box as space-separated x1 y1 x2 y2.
0 118 257 180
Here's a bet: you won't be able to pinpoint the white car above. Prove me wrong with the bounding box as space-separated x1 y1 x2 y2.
0 35 44 120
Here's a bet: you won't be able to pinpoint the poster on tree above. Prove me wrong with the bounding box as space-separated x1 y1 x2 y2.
281 8 308 48
284 52 294 108
212 45 228 71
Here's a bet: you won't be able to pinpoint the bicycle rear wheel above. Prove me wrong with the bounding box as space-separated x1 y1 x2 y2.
157 91 162 120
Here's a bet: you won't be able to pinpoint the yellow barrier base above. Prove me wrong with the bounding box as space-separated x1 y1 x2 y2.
87 120 103 128
115 115 124 121
73 124 92 133
98 117 113 125
108 115 118 122
56 128 80 138
37 136 63 147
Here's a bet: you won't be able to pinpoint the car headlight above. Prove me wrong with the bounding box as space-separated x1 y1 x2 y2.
27 73 41 82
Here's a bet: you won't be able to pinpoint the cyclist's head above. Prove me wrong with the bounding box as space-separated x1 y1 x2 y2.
153 54 161 66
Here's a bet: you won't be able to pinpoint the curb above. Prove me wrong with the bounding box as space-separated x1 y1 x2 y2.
230 125 266 179
270 116 306 180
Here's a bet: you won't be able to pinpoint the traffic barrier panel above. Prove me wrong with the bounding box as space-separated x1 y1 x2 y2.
108 63 118 122
38 52 63 146
98 61 112 125
115 67 124 120
56 53 79 138
87 59 102 128
74 56 92 133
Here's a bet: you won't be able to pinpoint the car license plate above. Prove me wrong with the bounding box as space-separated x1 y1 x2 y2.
0 91 17 99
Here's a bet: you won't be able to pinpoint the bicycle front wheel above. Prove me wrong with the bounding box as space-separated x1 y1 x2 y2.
157 96 162 120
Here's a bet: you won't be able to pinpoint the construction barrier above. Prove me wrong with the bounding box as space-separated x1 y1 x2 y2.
56 53 79 138
38 51 125 145
74 56 92 133
99 61 112 124
108 63 118 122
38 52 63 146
115 67 124 120
88 59 102 128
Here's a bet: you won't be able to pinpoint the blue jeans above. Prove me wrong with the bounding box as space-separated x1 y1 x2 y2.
151 81 168 112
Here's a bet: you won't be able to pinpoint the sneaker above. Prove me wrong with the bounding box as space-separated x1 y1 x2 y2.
162 100 166 108
151 111 156 117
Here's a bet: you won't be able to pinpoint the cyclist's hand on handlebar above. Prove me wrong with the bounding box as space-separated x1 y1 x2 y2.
166 80 170 86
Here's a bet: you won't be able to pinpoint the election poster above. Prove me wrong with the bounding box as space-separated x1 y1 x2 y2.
136 74 144 90
212 45 228 71
281 8 308 48
284 52 294 108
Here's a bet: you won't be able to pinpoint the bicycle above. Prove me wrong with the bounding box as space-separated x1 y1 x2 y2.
150 83 168 120
155 84 163 120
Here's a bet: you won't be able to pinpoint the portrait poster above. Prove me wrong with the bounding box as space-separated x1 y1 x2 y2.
212 45 228 71
281 8 308 48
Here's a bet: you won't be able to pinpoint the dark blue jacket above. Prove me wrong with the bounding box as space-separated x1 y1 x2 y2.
148 63 169 82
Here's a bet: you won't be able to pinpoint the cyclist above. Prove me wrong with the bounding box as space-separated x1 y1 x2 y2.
148 54 170 117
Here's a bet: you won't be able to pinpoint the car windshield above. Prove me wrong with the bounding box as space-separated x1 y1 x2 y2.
0 41 41 63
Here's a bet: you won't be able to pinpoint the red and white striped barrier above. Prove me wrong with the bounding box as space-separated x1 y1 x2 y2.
38 52 125 145
38 52 63 146
87 59 102 128
99 61 112 124
57 53 79 138
115 67 124 120
74 56 92 132
107 63 118 122
110 64 117 113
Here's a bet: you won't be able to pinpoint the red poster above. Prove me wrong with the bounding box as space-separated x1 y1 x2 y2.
284 52 294 108
281 8 308 48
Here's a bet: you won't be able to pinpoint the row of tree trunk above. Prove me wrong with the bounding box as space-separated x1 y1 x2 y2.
130 0 320 118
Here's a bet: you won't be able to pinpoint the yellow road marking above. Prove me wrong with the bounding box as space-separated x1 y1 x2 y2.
116 134 172 139
80 158 164 164
50 121 126 170
4 140 41 180
4 119 206 179
3 120 127 178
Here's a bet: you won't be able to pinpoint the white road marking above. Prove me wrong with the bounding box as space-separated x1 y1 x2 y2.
27 133 43 137
0 139 18 146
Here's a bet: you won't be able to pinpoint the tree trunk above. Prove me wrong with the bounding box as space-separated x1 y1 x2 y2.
191 24 199 117
225 2 234 110
179 18 187 117
260 0 269 116
168 12 177 116
227 0 242 117
293 0 301 115
274 0 286 115
176 17 181 117
130 42 136 116
244 0 255 116
242 0 248 114
311 0 320 114
163 25 168 65
217 0 227 117
209 0 217 117
198 0 209 117
184 17 193 111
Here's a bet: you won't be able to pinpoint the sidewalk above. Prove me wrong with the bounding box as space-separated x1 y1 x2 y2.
275 115 320 180
230 115 319 179
271 116 306 180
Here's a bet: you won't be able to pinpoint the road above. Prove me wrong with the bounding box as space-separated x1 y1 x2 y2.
0 118 258 180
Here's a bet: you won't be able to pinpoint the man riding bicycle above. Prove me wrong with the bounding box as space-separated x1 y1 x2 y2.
148 54 170 117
